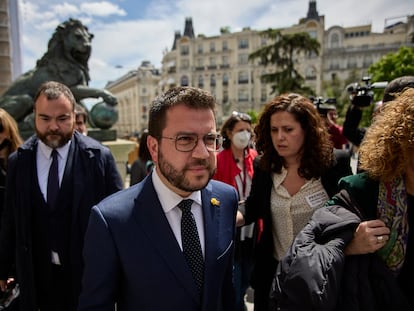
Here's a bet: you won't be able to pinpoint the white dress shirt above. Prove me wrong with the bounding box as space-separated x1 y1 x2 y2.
151 166 205 256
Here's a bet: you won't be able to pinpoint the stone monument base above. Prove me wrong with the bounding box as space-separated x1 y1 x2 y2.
87 128 117 141
102 139 136 187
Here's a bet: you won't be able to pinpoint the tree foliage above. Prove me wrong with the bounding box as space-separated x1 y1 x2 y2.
249 29 320 95
368 46 414 82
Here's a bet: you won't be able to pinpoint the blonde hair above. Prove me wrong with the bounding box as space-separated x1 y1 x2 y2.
0 108 23 154
359 88 414 181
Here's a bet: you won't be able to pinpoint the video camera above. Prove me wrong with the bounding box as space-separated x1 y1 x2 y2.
346 76 388 107
312 96 337 116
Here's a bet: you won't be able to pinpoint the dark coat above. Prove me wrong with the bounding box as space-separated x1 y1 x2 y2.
0 132 123 311
273 205 360 311
273 189 411 311
244 149 352 311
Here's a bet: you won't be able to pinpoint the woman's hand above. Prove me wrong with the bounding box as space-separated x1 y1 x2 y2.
344 219 390 255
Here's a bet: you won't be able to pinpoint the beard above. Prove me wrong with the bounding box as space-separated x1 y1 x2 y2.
157 151 215 193
36 128 73 149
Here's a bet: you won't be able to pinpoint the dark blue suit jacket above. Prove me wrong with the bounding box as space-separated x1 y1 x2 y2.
78 174 238 311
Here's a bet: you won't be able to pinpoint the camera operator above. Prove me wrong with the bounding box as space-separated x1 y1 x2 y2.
314 97 348 149
343 76 414 147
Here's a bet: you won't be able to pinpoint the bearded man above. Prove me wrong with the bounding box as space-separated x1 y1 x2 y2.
0 81 123 311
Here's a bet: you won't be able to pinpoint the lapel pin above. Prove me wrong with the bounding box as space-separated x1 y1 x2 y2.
211 198 220 206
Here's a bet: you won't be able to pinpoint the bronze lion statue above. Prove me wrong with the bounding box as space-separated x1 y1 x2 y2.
0 18 118 135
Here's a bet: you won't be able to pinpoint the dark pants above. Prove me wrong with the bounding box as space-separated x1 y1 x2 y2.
38 264 74 311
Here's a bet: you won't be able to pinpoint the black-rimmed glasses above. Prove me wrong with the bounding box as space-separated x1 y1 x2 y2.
232 111 251 122
161 133 223 152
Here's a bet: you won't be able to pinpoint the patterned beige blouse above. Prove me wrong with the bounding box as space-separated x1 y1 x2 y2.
270 167 329 260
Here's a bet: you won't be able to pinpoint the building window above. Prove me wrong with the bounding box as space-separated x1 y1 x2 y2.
238 38 249 49
198 75 204 88
180 45 189 55
305 66 317 80
210 42 215 52
330 33 339 48
238 89 249 101
181 75 189 86
223 73 229 86
238 71 249 84
197 44 203 54
223 89 228 102
222 41 228 51
238 54 248 65
210 74 216 86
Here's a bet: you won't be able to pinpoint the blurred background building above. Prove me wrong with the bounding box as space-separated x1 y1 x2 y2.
0 0 22 95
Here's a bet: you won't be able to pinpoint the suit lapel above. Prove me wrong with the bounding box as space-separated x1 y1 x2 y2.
133 177 201 303
201 184 220 294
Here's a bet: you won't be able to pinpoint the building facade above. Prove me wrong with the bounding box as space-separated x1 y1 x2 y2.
106 0 413 136
105 61 161 137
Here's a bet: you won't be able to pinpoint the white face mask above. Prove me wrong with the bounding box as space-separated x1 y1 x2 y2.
232 130 251 149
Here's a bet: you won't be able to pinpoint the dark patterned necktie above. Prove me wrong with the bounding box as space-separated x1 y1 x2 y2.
178 199 204 293
47 149 59 209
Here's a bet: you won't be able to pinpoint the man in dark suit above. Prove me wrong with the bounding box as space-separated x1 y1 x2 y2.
0 81 123 311
78 86 238 311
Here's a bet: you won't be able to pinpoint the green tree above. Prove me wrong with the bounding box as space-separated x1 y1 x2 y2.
368 46 414 82
249 29 320 95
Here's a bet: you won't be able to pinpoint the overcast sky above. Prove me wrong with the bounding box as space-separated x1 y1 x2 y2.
17 0 413 88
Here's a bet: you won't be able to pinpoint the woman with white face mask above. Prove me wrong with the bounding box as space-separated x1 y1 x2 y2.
213 111 258 311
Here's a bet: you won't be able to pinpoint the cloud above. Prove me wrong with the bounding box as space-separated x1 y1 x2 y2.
53 2 80 17
80 1 127 17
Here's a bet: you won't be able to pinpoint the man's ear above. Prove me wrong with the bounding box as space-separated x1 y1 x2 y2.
146 135 158 164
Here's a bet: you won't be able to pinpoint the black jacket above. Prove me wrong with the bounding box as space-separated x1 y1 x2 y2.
273 190 410 311
0 132 123 310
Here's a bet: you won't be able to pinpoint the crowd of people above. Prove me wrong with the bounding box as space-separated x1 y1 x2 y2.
0 75 411 310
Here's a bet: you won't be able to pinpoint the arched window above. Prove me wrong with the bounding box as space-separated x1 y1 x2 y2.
330 33 339 48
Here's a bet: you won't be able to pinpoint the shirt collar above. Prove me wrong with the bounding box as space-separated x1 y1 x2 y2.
151 166 202 213
38 139 71 159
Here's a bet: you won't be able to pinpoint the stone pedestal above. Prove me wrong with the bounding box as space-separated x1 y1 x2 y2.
103 139 136 187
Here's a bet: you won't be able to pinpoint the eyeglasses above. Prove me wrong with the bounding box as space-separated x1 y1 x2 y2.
161 133 223 152
232 111 251 122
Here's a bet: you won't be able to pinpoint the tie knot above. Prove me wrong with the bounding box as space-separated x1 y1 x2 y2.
51 149 59 160
178 199 193 213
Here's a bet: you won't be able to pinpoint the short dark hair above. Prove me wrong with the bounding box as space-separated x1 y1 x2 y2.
33 81 77 111
382 75 414 103
148 86 216 139
75 103 88 122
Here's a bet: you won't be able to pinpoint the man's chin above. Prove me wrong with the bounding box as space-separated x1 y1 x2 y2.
44 136 63 149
